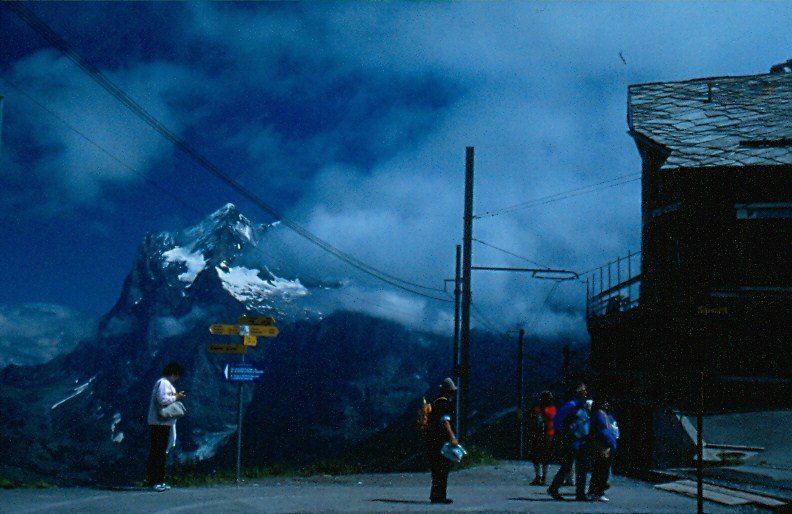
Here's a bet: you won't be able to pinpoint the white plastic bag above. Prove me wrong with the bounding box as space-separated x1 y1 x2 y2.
158 400 187 420
441 442 468 463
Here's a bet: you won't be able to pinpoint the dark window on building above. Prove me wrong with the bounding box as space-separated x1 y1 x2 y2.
735 203 792 286
735 203 792 220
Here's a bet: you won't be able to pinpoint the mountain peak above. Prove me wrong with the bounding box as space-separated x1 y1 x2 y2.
207 203 251 231
158 203 264 265
210 203 242 222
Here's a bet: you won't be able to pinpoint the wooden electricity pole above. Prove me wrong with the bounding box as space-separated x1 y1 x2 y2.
455 146 577 441
517 328 525 460
453 244 462 437
459 146 475 439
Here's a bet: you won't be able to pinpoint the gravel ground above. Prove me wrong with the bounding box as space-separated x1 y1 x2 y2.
0 461 779 514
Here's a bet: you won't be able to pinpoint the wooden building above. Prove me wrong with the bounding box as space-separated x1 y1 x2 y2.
586 63 791 469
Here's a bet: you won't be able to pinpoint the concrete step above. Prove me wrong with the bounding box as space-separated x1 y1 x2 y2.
656 479 788 508
655 481 748 506
674 480 786 508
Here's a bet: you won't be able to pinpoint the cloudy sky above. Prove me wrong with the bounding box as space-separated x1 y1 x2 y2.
0 2 788 341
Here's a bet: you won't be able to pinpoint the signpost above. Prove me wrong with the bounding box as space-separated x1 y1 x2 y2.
207 343 247 354
207 315 279 483
224 362 265 382
247 325 279 337
238 316 275 326
210 323 279 337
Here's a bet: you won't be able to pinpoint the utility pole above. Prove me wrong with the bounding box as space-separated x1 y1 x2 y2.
455 146 578 440
453 244 462 437
459 146 475 440
517 328 525 460
697 369 704 514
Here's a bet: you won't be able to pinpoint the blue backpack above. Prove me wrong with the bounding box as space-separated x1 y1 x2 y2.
566 406 590 440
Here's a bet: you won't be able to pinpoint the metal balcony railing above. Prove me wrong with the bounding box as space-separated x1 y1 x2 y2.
586 251 641 318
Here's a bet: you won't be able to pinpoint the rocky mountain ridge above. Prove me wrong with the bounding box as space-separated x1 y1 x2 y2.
0 205 452 484
0 204 573 485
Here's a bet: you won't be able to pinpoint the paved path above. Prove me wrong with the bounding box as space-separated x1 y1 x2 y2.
0 462 775 513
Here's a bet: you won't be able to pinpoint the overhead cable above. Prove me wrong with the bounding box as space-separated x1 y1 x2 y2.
477 172 641 219
472 238 552 270
5 2 451 302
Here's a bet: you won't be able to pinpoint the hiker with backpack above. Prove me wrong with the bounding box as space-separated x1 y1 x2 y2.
528 390 556 486
422 377 459 504
587 397 618 502
547 383 590 501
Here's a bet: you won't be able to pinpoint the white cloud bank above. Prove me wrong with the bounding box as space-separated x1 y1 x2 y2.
4 2 788 339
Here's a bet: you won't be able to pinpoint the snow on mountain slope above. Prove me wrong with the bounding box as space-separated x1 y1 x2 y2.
163 246 207 284
216 265 308 303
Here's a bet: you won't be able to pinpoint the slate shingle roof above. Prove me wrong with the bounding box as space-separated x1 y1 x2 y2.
628 71 792 170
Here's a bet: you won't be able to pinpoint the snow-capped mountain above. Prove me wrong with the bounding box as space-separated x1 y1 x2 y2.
0 204 454 484
0 204 555 485
116 203 314 322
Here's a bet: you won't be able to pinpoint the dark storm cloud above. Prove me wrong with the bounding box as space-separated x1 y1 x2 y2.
1 1 788 335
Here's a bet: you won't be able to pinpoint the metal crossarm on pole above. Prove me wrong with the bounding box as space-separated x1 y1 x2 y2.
471 266 579 281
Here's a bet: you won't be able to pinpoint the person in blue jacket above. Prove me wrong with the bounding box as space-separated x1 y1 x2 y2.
547 383 589 501
587 397 618 502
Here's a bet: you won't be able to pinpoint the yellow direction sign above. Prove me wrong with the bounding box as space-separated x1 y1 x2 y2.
243 335 258 347
209 324 243 335
207 343 247 354
238 316 275 326
247 325 279 337
209 323 279 338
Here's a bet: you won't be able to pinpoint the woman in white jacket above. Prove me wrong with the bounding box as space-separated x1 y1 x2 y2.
146 361 186 491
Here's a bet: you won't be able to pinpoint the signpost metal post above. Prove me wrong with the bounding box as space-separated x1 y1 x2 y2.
237 382 243 484
208 316 278 483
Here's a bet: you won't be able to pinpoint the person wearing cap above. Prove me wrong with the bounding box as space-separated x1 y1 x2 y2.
425 377 459 504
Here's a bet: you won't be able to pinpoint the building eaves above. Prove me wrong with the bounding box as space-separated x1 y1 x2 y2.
628 71 792 170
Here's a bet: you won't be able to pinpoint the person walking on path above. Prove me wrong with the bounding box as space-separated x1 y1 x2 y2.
425 377 459 504
587 397 618 502
528 390 556 485
547 383 590 501
146 361 186 492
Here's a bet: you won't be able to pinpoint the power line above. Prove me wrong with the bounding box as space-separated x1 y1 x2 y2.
470 302 507 336
472 238 552 270
1 75 338 294
0 75 197 216
5 2 451 303
527 281 560 330
476 172 641 219
3 74 454 305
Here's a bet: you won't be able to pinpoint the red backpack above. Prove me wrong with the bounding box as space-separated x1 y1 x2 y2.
416 397 432 434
